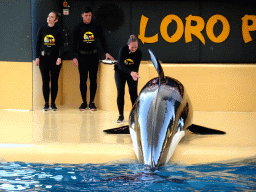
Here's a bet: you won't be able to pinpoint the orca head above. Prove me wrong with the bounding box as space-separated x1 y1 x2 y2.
129 50 193 169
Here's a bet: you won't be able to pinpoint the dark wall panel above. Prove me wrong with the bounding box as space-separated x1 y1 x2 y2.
1 0 255 63
61 0 93 60
62 0 131 60
201 1 256 63
33 0 255 63
94 1 132 61
0 0 32 62
131 1 201 62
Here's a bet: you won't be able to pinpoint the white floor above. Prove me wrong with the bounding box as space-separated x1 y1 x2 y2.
0 107 255 165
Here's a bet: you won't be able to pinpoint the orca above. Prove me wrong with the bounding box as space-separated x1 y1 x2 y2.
104 49 225 170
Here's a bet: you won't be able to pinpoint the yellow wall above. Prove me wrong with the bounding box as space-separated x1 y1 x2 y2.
1 61 255 112
62 60 150 111
61 61 256 112
0 61 33 110
61 61 81 108
155 64 256 112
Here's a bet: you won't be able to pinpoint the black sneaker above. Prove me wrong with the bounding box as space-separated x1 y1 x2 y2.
43 103 49 111
51 103 57 111
79 102 87 111
89 102 97 111
117 115 124 123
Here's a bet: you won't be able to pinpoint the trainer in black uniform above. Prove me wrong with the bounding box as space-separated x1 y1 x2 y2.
115 35 142 123
72 6 114 111
35 11 63 111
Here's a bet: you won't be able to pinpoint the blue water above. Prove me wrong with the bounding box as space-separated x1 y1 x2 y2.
0 157 255 191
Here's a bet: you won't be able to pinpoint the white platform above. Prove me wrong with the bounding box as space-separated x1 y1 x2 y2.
0 108 255 165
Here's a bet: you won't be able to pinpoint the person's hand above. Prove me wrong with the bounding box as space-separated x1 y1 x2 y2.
130 71 140 81
105 53 114 61
56 58 61 65
72 58 79 67
35 58 40 66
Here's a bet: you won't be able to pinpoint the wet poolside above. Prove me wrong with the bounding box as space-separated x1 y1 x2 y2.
0 108 255 165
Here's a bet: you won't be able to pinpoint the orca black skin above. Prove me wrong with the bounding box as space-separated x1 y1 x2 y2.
104 49 225 169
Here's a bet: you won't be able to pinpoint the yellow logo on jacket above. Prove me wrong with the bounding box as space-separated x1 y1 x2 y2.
124 59 134 65
44 35 55 46
83 32 95 42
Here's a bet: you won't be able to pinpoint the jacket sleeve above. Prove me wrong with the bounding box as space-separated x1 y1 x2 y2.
117 47 132 74
134 50 142 72
36 27 42 58
71 24 79 59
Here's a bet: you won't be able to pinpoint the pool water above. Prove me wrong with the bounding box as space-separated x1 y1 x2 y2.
0 157 255 191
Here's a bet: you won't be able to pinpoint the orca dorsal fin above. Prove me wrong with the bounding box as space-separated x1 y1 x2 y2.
148 49 165 84
187 124 226 135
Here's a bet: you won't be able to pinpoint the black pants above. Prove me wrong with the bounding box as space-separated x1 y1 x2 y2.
78 53 99 104
39 55 62 104
115 69 138 116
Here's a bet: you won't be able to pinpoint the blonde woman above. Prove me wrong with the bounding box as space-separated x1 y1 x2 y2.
114 35 142 123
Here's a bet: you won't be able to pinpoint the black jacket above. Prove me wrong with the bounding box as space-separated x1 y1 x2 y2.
116 45 142 74
36 24 63 58
72 21 108 59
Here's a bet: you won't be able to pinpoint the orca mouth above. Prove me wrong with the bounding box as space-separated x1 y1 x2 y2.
142 164 159 172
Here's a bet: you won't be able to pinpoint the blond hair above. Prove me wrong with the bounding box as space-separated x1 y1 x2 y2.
128 35 138 44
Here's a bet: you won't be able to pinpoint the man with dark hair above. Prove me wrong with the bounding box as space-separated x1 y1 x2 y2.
72 6 114 111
